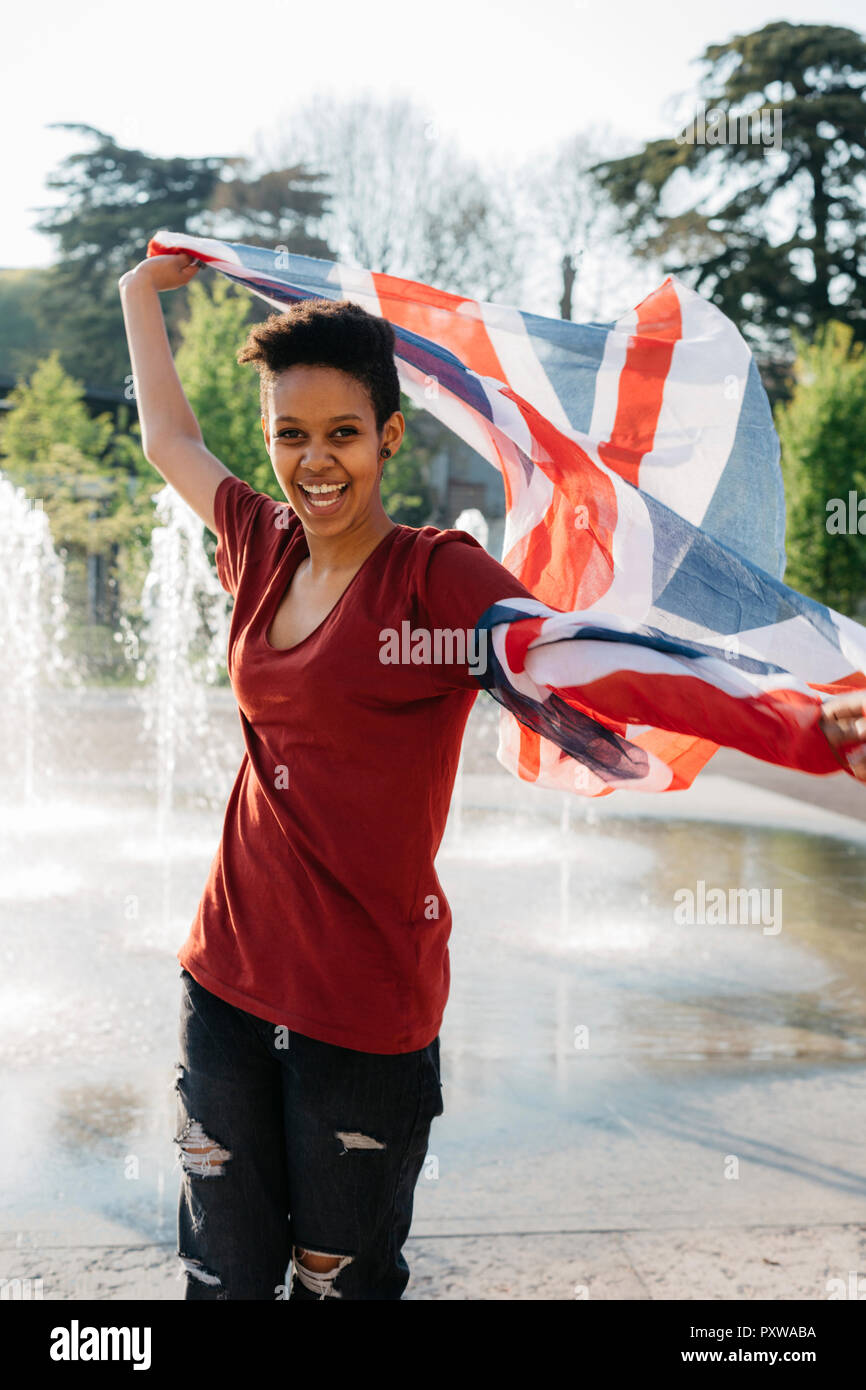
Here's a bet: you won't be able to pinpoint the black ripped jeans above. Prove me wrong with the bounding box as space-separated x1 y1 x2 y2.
174 967 444 1300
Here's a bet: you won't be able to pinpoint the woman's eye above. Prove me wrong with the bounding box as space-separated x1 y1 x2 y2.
277 428 357 439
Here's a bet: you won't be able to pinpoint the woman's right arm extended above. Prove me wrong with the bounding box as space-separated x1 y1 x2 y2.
118 253 234 533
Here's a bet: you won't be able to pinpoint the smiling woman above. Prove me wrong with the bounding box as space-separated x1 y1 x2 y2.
117 254 537 1301
117 247 866 1305
235 301 406 649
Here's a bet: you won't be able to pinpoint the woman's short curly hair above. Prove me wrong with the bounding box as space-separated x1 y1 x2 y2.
237 297 401 432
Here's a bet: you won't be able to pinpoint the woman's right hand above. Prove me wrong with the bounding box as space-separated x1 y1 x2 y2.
119 252 202 293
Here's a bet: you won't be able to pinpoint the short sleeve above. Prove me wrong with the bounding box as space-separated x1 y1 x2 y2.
419 530 537 692
213 474 274 597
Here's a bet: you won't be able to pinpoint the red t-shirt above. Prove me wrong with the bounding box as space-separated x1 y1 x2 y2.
177 474 535 1053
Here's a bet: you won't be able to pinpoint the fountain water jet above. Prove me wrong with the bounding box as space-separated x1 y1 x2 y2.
445 508 493 847
0 474 73 802
130 485 232 926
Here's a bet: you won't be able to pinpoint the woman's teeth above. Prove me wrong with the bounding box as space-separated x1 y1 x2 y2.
299 482 349 508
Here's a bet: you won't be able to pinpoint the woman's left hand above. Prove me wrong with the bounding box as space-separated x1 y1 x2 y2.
819 692 866 780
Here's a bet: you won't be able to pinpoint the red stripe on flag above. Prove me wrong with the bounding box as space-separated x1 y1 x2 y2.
498 387 618 611
371 272 507 383
146 237 218 263
517 724 542 781
555 668 843 777
598 278 682 490
633 728 720 790
503 616 547 674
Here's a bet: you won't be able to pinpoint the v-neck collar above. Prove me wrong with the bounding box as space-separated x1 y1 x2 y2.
263 523 402 655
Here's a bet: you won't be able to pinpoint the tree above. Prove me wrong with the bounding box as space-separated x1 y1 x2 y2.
0 269 55 379
381 398 434 526
1 352 114 495
35 125 342 390
175 275 274 496
260 91 527 302
0 353 155 630
34 124 238 386
36 123 232 290
776 320 866 615
520 128 645 322
203 163 333 256
591 22 866 351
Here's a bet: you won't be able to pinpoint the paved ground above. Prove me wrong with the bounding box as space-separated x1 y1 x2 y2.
4 1223 866 1300
4 698 865 1303
712 747 866 823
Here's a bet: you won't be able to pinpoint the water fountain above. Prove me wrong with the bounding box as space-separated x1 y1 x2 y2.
452 507 488 549
448 503 581 940
448 508 491 847
1 473 865 1290
0 474 74 802
130 483 233 926
0 476 239 1257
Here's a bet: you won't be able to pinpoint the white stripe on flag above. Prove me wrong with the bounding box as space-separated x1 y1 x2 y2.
475 301 574 434
396 362 505 473
150 231 243 265
637 280 750 526
526 635 814 702
587 305 636 443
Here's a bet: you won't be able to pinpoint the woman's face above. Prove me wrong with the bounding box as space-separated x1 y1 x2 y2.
262 364 402 534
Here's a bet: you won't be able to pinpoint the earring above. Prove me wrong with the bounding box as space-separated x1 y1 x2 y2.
381 447 391 458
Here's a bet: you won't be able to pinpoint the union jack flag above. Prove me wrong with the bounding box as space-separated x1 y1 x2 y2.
147 231 866 795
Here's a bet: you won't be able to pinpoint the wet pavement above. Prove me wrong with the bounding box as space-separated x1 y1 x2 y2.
1 689 865 1298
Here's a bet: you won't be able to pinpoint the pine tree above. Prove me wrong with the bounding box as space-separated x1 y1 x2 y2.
592 22 866 351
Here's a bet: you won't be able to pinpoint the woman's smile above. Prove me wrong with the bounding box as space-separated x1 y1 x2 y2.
296 480 351 514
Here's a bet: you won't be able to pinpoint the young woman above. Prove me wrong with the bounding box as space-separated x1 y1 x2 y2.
119 250 866 1301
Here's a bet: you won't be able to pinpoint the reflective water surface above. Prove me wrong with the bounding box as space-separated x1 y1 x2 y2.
2 689 865 1245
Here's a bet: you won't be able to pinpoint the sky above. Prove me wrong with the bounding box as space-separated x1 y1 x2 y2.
3 0 864 268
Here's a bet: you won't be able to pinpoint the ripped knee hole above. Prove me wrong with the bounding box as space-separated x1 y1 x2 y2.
175 1118 232 1177
292 1246 354 1298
